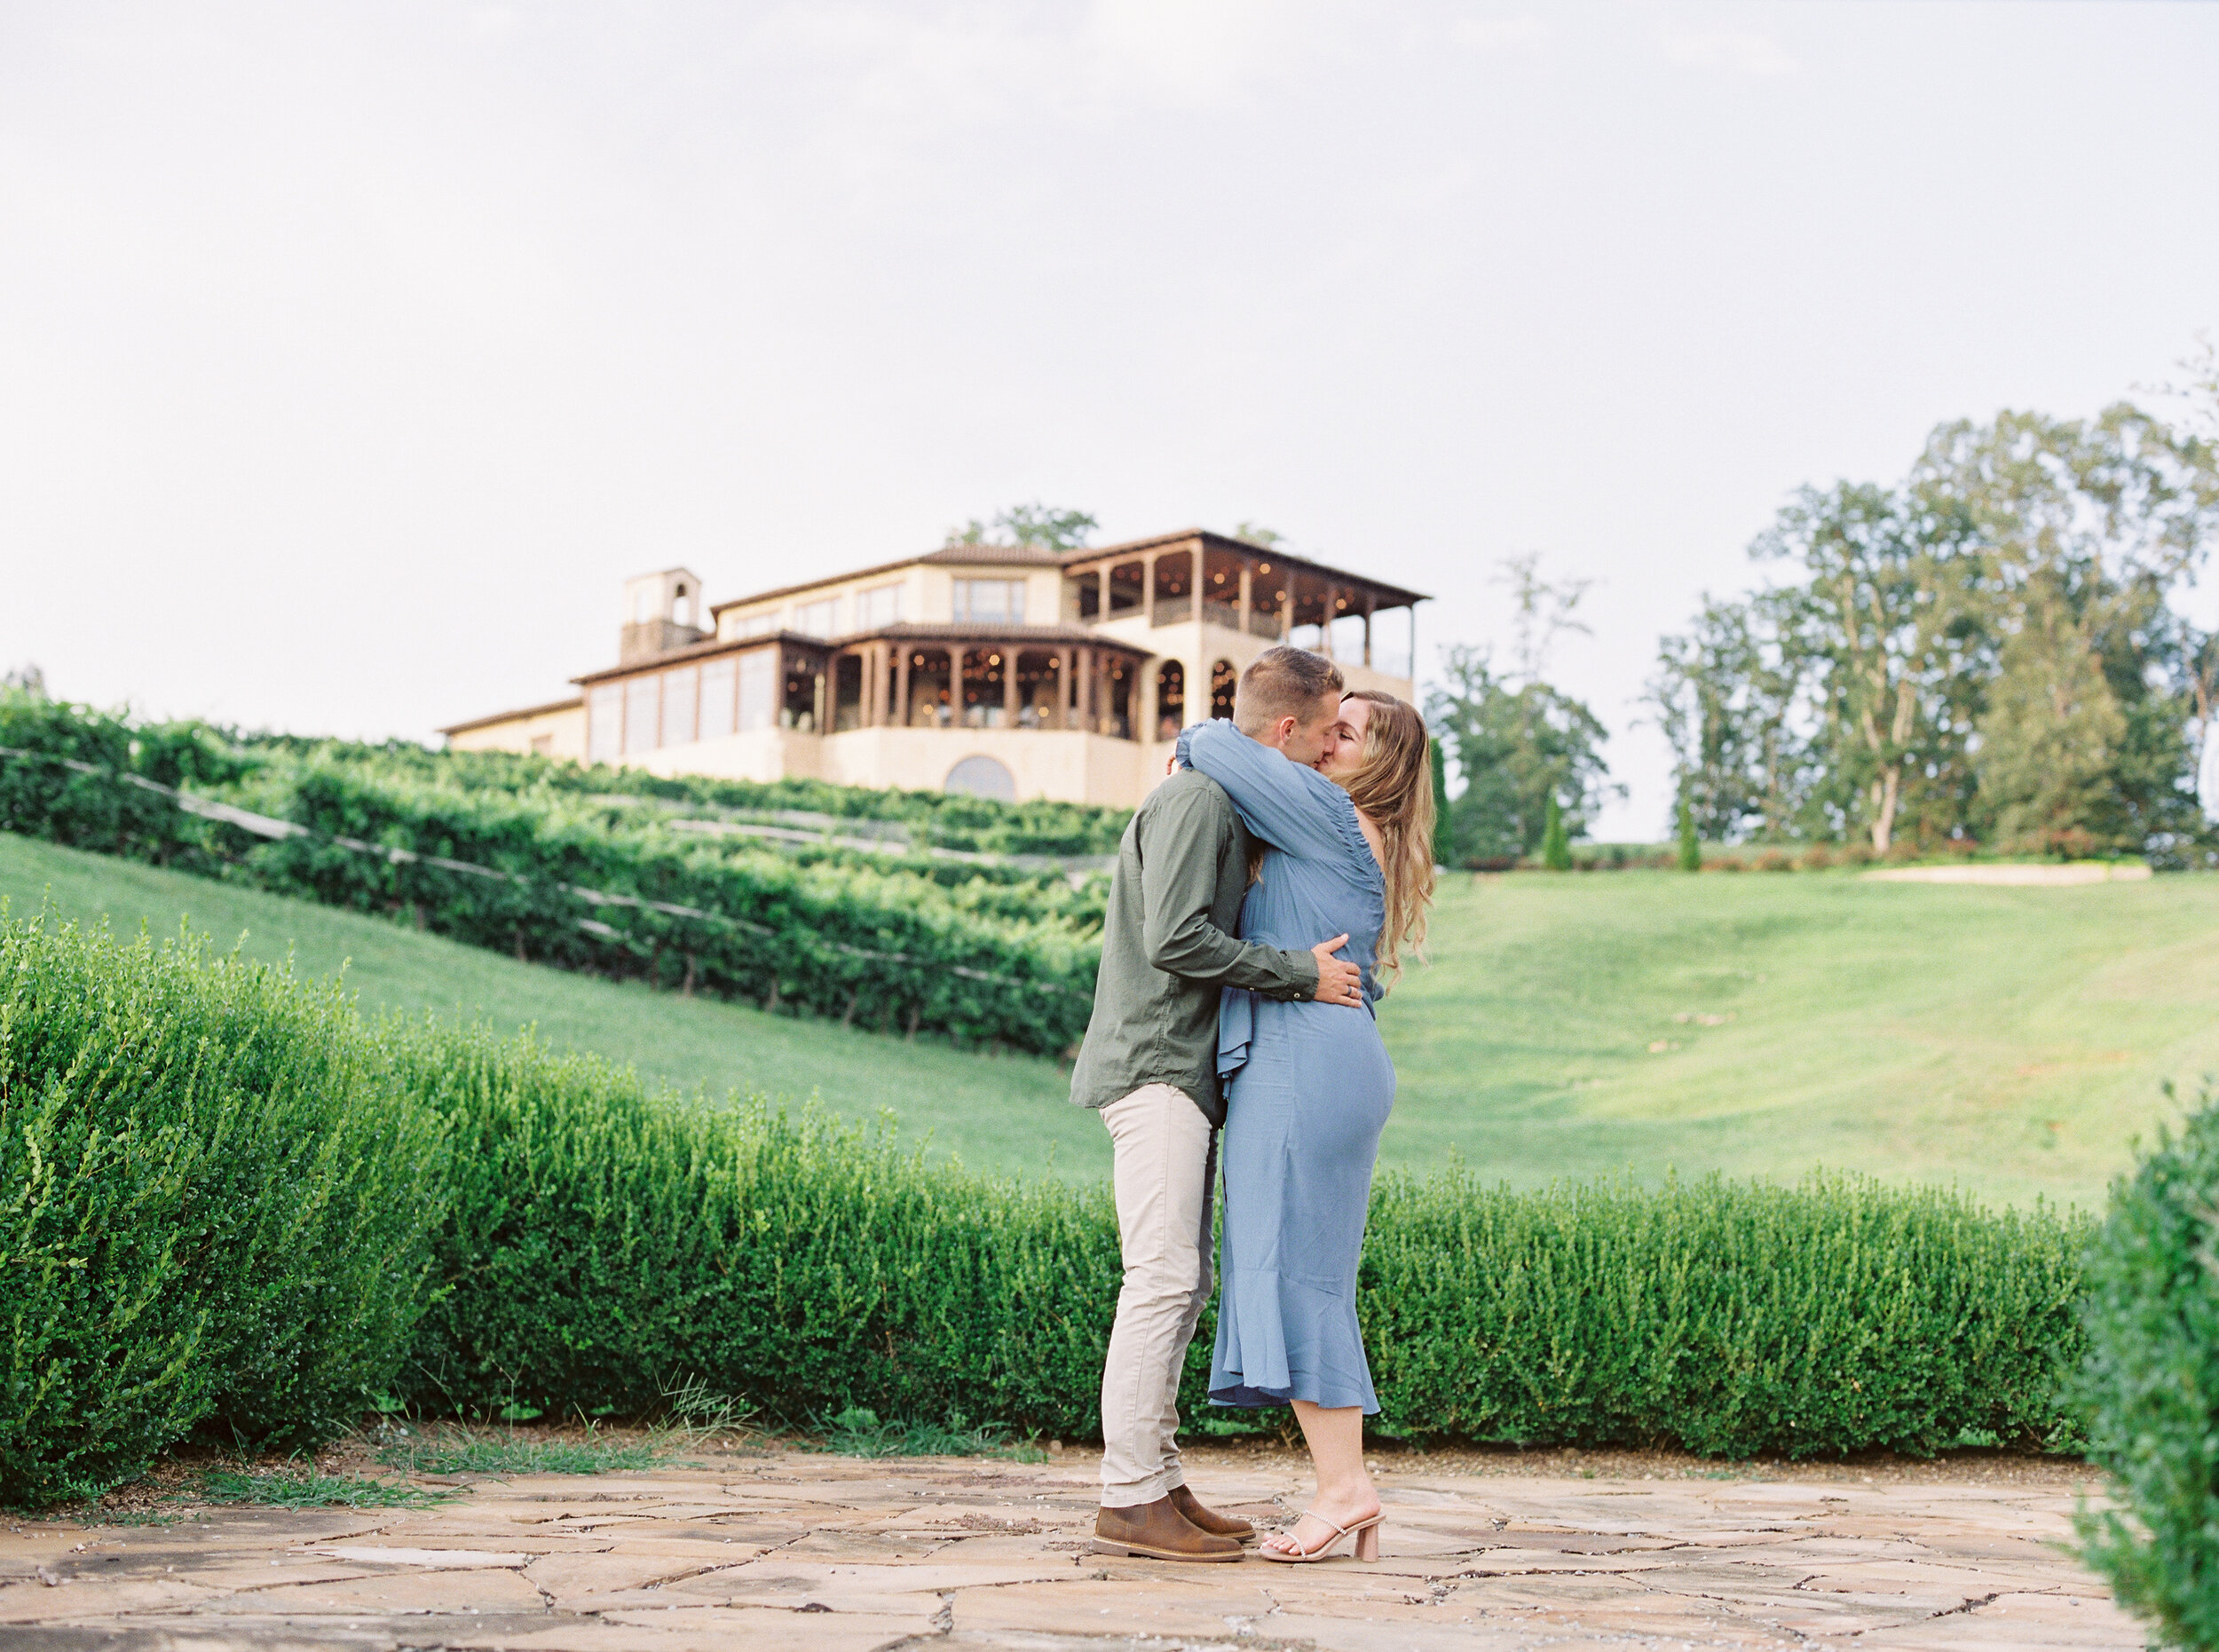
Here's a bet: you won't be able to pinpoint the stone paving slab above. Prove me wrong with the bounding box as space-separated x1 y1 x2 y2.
0 1447 2144 1648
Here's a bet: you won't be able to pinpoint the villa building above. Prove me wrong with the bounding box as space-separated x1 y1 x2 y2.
438 528 1425 809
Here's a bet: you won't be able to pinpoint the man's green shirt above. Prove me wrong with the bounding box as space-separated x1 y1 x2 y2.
1069 768 1321 1127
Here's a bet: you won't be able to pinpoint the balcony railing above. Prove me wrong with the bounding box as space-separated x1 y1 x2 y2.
1150 595 1192 626
1203 599 1242 632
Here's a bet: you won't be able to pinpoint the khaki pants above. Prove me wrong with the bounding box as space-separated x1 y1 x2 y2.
1098 1083 1218 1508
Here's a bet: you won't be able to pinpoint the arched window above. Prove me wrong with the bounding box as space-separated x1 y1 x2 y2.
944 755 1016 801
1155 660 1185 740
1210 659 1237 720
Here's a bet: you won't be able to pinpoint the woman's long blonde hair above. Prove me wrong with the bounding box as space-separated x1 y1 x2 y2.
1336 690 1436 989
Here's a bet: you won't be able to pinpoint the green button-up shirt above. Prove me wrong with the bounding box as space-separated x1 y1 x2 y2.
1069 769 1322 1127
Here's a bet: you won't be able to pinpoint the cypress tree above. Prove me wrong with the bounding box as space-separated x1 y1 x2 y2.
1541 794 1572 871
1428 737 1454 866
1676 793 1702 872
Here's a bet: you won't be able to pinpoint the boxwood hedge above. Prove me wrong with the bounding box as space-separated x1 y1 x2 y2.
2073 1085 2219 1647
0 907 2100 1513
0 915 446 1507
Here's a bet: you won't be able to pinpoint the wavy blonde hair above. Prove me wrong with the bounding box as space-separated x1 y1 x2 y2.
1335 690 1436 989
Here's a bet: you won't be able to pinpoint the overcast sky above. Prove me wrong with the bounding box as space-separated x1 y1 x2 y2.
4 1 2215 836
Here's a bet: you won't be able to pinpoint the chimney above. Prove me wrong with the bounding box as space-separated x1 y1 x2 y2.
620 568 707 663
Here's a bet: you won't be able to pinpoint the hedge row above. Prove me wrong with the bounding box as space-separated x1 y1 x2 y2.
413 1025 2089 1459
0 693 1101 1055
2 912 2103 1511
2073 1087 2219 1645
241 733 1133 858
0 918 444 1506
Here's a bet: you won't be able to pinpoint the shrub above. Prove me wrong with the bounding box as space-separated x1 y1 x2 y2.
392 1024 1122 1435
395 1023 2089 1458
1364 1171 2087 1457
1797 843 1835 870
1754 848 1795 873
1540 796 1572 872
0 917 2102 1503
2074 1086 2219 1646
0 913 446 1509
0 694 1099 1056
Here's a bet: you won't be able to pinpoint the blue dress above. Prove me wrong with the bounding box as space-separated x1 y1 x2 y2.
1175 720 1394 1415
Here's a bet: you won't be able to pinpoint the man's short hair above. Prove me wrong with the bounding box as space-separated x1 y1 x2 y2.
1233 646 1345 736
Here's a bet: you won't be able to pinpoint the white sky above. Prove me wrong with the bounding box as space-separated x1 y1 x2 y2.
4 1 2215 838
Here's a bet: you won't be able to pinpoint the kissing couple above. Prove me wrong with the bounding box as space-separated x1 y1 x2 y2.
1069 644 1437 1564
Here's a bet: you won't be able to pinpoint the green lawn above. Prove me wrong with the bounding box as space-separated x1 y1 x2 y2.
1386 869 2219 1208
5 830 2207 1206
0 833 1103 1178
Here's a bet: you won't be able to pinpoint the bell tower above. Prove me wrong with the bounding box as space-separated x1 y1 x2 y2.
620 568 707 663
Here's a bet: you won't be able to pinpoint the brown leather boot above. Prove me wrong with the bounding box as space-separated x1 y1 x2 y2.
1169 1483 1257 1542
1093 1496 1244 1562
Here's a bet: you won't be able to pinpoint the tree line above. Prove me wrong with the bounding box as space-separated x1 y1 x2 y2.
1427 346 2219 866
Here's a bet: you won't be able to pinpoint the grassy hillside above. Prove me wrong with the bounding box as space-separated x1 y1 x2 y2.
5 829 2207 1205
0 833 1104 1177
1386 869 2218 1208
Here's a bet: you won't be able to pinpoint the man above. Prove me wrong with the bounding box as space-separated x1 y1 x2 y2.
1071 645 1362 1563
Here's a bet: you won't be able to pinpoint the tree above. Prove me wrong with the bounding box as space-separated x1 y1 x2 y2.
1754 481 1985 852
1494 550 1593 682
1428 736 1454 866
1675 792 1701 871
1540 794 1571 870
1648 589 1823 843
1232 521 1284 549
1 664 44 698
944 502 1098 551
1652 398 2219 858
1426 644 1617 865
1915 406 2219 855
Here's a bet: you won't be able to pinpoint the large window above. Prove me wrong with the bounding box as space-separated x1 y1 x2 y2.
723 611 776 640
794 597 840 637
700 657 737 739
662 665 699 747
856 582 903 628
953 579 1025 623
588 684 622 764
738 650 776 730
623 676 660 756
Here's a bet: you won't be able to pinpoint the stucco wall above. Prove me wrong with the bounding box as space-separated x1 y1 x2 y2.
446 703 588 761
639 723 1149 806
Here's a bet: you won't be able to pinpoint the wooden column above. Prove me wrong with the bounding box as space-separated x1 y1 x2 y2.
1238 563 1252 636
1318 582 1335 659
1079 645 1095 730
1192 542 1204 620
1144 554 1157 626
895 645 910 727
1098 567 1110 621
1057 645 1072 730
1362 595 1375 668
1003 645 1019 727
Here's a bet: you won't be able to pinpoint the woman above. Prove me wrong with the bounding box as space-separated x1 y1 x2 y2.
1175 689 1436 1563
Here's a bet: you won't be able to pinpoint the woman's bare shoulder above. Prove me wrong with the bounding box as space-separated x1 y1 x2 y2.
1353 807 1386 870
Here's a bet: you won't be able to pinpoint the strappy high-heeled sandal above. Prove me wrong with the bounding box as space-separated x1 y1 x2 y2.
1256 1509 1383 1563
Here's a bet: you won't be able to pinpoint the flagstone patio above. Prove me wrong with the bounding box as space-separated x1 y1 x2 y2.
2 1446 2139 1649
